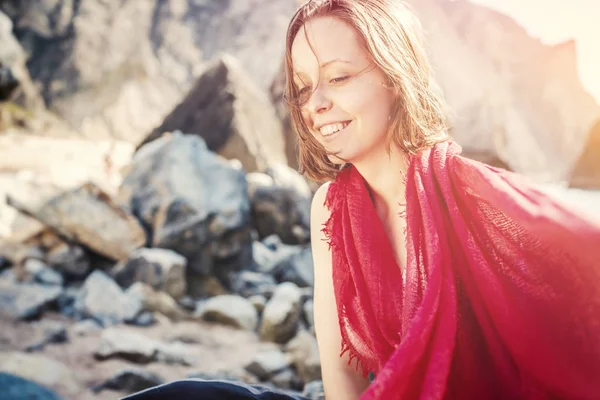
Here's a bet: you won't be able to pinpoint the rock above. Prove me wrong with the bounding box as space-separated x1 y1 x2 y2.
6 182 147 261
72 319 101 337
570 119 600 189
0 11 42 108
0 372 63 400
126 282 188 322
260 282 302 344
91 368 165 394
303 299 314 329
244 349 291 381
302 380 325 400
118 133 252 281
22 259 63 286
139 55 287 173
249 295 267 314
0 277 62 320
111 248 187 299
73 270 143 327
129 311 155 327
55 285 80 319
228 271 277 298
411 0 599 182
269 65 300 171
24 320 68 352
44 242 90 279
252 237 302 274
265 164 312 199
0 352 78 395
199 295 258 331
0 0 295 141
94 328 157 364
285 330 322 383
0 255 9 270
270 368 299 390
272 246 314 288
250 181 311 245
95 327 196 366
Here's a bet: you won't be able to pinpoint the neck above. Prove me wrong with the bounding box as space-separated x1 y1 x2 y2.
352 144 409 216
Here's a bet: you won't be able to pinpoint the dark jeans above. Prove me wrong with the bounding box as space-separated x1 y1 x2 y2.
120 379 311 400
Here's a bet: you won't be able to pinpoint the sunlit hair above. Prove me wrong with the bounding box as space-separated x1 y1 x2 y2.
284 0 450 182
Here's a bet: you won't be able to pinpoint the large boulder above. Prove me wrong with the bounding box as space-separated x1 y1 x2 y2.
0 0 296 142
6 182 146 261
570 119 600 189
138 55 287 173
408 0 600 182
117 133 253 284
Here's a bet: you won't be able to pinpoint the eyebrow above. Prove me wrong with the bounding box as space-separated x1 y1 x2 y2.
293 58 353 85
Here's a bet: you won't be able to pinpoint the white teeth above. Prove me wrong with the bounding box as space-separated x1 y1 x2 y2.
319 121 349 136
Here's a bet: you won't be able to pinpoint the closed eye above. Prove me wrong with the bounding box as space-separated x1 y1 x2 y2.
330 76 349 84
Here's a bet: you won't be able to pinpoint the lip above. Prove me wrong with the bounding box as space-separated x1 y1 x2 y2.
318 120 353 142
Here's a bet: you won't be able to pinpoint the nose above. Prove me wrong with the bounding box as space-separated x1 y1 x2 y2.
306 85 332 115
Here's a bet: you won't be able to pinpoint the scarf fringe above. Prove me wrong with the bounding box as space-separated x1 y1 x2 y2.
340 331 375 378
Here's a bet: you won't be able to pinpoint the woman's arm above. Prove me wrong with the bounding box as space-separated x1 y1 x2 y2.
310 183 371 400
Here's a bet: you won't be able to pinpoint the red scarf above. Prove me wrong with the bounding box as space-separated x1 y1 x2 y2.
323 140 600 399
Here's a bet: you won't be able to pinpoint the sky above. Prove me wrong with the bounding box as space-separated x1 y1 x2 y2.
469 0 600 104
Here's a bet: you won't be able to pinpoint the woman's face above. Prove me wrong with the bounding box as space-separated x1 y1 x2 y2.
291 16 396 164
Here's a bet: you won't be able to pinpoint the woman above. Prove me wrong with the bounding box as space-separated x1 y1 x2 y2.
124 0 600 399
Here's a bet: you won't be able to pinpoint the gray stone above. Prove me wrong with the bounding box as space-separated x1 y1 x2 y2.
24 320 68 352
266 164 312 199
0 10 42 108
270 368 297 390
118 133 252 283
74 270 143 327
228 271 277 298
199 295 258 331
6 183 147 261
260 282 302 344
244 349 290 381
91 368 165 394
72 319 101 337
0 277 62 320
285 330 322 384
125 281 189 322
273 246 314 288
248 295 267 314
44 242 90 279
111 247 187 299
95 328 196 366
252 238 301 275
94 328 157 364
302 380 325 400
23 259 63 286
250 184 311 245
303 299 314 329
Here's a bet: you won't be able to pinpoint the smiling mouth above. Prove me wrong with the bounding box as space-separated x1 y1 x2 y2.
319 120 352 137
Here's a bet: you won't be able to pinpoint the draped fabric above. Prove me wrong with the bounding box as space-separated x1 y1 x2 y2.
323 140 600 400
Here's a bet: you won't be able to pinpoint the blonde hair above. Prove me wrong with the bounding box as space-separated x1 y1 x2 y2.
284 0 450 182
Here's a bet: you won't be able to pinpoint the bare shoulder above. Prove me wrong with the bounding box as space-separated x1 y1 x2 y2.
310 181 332 224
